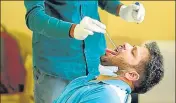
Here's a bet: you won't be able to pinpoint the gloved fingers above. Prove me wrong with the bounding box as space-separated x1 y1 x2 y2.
92 19 106 30
78 37 86 40
132 10 138 21
136 16 144 23
84 29 94 35
81 16 106 34
133 13 144 23
136 3 145 20
88 17 106 33
75 34 88 40
82 35 88 40
136 9 141 20
74 28 91 40
86 23 106 34
132 3 145 23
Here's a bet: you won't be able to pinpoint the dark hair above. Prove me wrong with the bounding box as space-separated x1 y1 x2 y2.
133 41 164 94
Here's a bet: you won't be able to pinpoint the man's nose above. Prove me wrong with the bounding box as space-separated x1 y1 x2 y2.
124 43 133 49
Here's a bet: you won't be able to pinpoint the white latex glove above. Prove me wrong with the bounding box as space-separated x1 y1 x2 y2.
99 64 118 77
74 16 106 40
119 2 145 23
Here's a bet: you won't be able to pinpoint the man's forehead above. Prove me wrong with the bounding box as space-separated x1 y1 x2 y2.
138 45 150 59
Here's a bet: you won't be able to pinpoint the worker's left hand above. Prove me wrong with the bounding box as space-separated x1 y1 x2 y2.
99 64 118 77
119 2 145 23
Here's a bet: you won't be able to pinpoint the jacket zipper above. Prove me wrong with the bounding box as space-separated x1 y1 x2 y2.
79 3 88 75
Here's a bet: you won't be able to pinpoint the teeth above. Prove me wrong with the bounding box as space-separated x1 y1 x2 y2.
116 49 119 52
115 45 123 53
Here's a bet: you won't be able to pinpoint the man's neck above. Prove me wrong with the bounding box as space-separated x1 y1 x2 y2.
96 75 134 90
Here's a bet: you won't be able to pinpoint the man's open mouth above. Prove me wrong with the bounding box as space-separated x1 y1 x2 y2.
106 45 125 56
106 49 117 55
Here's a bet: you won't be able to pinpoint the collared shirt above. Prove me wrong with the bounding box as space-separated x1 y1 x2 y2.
53 76 132 103
24 0 121 80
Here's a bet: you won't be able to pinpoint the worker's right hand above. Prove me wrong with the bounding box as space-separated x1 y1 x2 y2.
73 16 106 40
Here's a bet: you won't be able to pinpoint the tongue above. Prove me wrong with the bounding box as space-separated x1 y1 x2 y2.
106 49 116 55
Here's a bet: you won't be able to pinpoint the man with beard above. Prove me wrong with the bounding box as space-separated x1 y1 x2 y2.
54 41 164 103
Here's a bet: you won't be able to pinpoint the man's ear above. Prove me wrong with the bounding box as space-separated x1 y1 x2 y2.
125 71 140 81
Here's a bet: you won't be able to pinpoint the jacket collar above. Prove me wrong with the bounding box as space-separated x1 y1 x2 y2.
91 79 132 93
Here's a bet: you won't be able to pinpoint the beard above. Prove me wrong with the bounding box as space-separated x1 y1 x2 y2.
101 54 132 71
